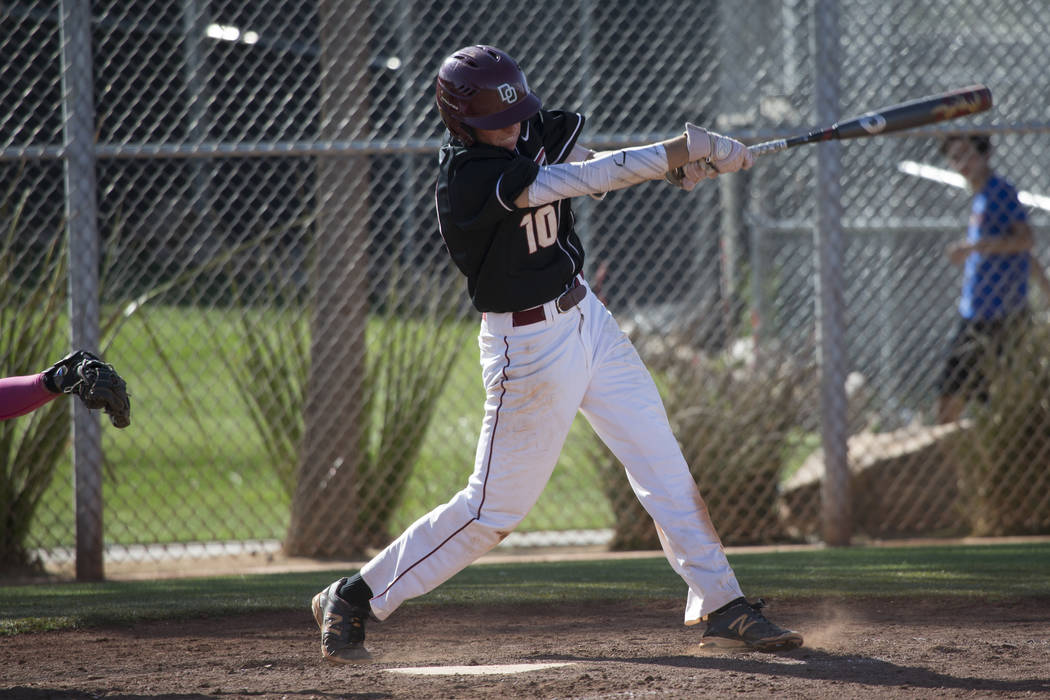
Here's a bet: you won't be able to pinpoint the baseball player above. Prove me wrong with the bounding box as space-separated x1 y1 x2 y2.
312 44 802 662
936 134 1034 424
0 350 131 427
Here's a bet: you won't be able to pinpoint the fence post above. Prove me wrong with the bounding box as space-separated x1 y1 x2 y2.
59 0 104 580
813 1 851 545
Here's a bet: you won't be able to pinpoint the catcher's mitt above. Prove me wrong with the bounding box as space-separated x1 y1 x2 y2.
43 350 132 428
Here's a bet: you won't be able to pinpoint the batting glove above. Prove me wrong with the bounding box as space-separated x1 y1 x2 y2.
685 123 753 174
664 160 718 191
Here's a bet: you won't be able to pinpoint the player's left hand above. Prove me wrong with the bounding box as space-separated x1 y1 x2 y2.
946 241 972 266
664 160 718 191
43 351 132 428
685 123 754 174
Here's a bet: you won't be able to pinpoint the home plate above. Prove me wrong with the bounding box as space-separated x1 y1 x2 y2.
388 662 576 676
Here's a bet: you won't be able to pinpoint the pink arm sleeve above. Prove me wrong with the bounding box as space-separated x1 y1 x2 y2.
0 373 59 420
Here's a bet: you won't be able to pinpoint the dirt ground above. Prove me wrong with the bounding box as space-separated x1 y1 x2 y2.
3 596 1050 699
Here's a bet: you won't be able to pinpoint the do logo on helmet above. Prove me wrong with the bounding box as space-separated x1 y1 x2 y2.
498 83 518 103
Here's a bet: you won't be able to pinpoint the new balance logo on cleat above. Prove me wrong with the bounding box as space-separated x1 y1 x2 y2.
728 614 759 636
322 611 344 635
700 598 803 652
312 578 373 664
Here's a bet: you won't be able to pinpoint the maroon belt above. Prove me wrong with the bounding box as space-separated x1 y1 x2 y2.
511 280 587 327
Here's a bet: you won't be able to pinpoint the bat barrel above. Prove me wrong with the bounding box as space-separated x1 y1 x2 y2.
833 85 992 140
747 85 991 160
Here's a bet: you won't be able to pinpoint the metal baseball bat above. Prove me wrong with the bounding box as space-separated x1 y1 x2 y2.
749 84 993 156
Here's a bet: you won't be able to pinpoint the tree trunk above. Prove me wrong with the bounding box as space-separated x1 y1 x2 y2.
284 0 372 557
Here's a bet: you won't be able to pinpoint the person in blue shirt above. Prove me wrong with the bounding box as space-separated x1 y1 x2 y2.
936 134 1034 424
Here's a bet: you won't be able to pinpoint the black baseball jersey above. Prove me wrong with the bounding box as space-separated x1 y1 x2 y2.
435 109 587 312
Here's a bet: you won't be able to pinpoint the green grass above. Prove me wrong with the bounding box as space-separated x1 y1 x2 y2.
781 429 822 482
2 542 1048 635
28 305 614 550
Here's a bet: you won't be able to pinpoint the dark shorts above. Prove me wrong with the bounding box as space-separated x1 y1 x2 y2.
937 311 1029 401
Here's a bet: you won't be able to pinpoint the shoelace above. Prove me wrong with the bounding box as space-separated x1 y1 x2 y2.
747 599 775 625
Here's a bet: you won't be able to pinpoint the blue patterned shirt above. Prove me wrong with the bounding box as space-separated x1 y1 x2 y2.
959 174 1029 320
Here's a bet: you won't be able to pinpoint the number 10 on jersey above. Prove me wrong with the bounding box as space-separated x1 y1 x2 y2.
521 204 558 254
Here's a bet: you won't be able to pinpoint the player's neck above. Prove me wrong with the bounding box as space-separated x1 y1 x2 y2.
967 166 991 193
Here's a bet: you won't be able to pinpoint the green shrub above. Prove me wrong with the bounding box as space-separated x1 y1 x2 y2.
597 332 811 548
962 318 1050 535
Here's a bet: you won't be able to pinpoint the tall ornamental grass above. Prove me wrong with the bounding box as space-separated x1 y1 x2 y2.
212 267 471 551
0 192 70 571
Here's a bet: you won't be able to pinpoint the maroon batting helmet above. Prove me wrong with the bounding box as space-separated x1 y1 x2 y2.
435 45 542 145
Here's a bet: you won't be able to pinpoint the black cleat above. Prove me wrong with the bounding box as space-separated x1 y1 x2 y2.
311 578 373 663
700 598 803 652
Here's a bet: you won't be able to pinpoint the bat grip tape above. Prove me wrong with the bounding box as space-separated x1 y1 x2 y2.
749 139 788 156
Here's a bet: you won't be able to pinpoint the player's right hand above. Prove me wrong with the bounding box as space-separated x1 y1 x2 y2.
706 132 753 173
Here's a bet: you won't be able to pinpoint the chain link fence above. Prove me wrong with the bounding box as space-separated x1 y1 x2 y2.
3 0 1049 578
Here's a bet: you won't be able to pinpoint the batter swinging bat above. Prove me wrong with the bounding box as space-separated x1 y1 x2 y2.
749 84 992 157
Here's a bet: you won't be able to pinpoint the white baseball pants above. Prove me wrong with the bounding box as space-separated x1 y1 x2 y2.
361 278 743 624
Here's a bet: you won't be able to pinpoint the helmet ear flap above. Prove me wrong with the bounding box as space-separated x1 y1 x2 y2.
438 104 475 145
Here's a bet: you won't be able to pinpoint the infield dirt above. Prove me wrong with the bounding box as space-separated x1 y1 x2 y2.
4 595 1049 698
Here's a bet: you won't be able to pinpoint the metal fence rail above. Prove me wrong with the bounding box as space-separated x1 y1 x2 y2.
2 0 1049 579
